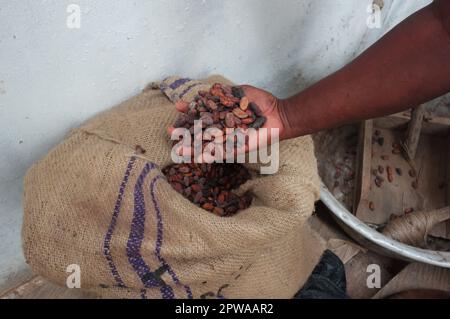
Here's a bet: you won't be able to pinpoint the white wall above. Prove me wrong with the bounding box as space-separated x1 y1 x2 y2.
0 0 431 290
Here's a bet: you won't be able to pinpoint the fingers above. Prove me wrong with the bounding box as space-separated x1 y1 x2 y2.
167 101 189 135
175 100 189 113
167 126 175 136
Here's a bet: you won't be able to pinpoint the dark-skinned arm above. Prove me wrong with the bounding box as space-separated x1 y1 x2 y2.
279 0 450 139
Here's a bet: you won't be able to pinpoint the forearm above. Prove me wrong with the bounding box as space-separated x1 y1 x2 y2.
280 1 450 139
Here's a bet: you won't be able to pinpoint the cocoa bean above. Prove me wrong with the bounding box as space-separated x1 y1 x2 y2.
231 86 245 99
194 192 203 204
210 84 224 97
212 111 220 123
219 111 227 120
200 114 214 126
174 114 189 128
388 174 393 183
233 108 249 119
225 112 236 128
163 163 253 216
375 176 383 187
179 166 190 174
192 184 201 192
249 102 262 116
241 117 255 124
250 116 266 129
202 202 214 211
220 96 235 107
206 99 218 111
171 182 183 193
239 97 249 111
386 166 393 175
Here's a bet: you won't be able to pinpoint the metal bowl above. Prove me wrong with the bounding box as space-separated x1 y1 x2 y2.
314 126 450 268
320 184 450 268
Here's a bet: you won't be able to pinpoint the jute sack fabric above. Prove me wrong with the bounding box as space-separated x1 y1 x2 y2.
22 75 321 299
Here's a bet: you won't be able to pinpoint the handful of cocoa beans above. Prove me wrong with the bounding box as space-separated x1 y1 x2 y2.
162 163 253 217
172 83 267 153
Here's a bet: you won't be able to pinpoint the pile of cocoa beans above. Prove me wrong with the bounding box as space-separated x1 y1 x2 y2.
162 163 253 216
173 83 267 144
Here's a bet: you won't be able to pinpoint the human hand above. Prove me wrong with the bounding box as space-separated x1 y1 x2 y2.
167 84 286 161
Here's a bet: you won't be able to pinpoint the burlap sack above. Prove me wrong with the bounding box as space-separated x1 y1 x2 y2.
22 75 320 299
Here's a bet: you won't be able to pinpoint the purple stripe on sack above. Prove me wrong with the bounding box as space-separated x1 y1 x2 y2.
127 163 175 299
149 176 194 299
179 83 202 99
169 78 191 90
103 156 136 288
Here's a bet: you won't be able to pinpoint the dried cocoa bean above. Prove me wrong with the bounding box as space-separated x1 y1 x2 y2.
239 97 249 111
250 116 267 129
220 96 235 107
200 114 214 126
172 182 183 193
202 202 214 211
163 163 253 216
375 176 383 187
212 111 220 123
241 117 255 124
386 166 393 175
210 84 224 97
206 99 218 111
231 86 245 99
249 102 262 116
219 111 227 120
225 112 235 128
388 174 394 183
233 108 249 119
174 114 189 128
